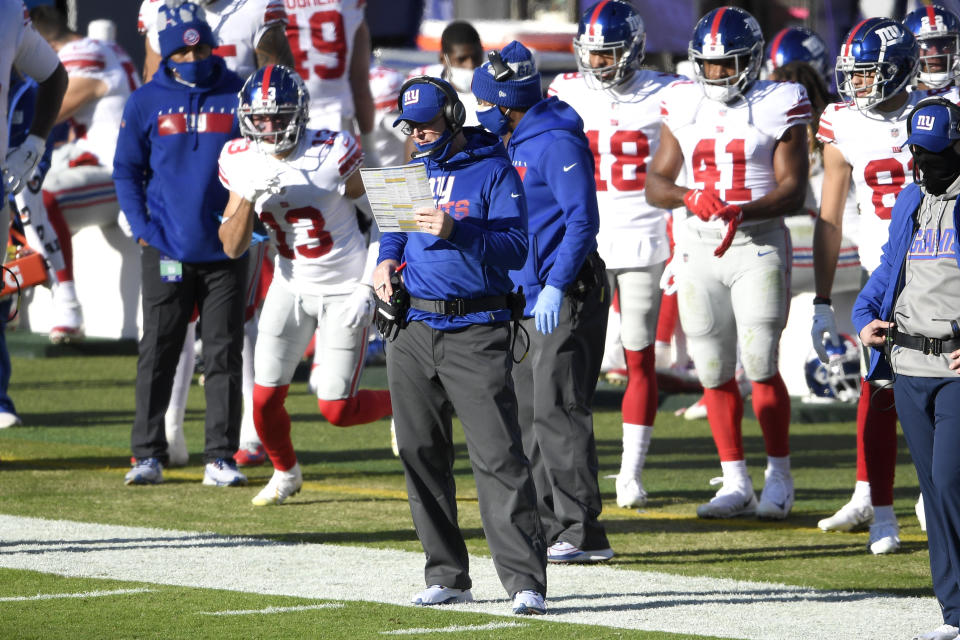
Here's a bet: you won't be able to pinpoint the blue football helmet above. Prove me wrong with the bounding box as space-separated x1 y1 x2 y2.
904 4 960 89
574 0 645 90
804 334 861 403
688 6 764 103
238 64 309 155
836 18 918 111
764 26 829 82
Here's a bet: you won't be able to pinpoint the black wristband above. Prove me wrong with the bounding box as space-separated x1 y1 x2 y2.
812 296 832 306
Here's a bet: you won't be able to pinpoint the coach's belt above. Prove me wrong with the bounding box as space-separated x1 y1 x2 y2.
409 294 510 316
690 217 784 240
891 328 960 357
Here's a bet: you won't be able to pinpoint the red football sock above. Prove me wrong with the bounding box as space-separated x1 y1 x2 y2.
704 377 744 461
656 292 678 345
751 372 791 457
253 383 296 471
858 381 898 506
43 190 74 283
317 389 392 427
622 346 657 426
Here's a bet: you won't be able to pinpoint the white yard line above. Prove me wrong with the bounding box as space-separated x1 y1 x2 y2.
0 515 942 639
380 622 525 635
0 588 151 602
199 604 342 616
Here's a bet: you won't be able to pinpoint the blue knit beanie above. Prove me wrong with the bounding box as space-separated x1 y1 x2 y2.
157 2 216 60
471 40 542 110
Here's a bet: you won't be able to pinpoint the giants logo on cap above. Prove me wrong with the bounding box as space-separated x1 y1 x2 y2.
403 89 420 106
183 28 200 46
917 114 937 131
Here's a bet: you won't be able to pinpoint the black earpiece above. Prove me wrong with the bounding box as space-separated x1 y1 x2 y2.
487 50 514 81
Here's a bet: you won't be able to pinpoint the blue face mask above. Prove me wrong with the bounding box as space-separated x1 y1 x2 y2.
476 105 511 136
412 128 455 159
167 56 217 86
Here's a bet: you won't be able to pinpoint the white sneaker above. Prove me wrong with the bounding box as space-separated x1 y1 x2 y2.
411 585 473 606
869 520 901 555
546 541 614 563
202 458 247 487
252 464 303 506
616 475 647 508
49 301 84 345
818 500 874 532
512 590 546 615
390 418 399 457
757 469 794 520
917 494 927 532
0 412 21 429
913 623 959 640
165 424 188 468
124 457 163 485
696 477 757 518
682 396 708 420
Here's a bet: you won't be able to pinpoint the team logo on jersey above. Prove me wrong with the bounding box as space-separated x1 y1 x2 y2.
183 28 200 46
403 89 419 105
916 114 937 131
430 175 455 204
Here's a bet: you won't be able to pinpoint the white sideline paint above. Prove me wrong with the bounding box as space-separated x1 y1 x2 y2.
380 622 524 635
0 587 151 602
199 604 342 616
0 515 942 639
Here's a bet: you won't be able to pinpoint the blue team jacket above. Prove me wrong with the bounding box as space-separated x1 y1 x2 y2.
379 127 528 330
113 57 242 263
853 182 960 380
505 96 600 315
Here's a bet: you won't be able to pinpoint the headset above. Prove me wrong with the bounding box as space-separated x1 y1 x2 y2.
487 50 514 81
905 96 960 138
396 75 466 134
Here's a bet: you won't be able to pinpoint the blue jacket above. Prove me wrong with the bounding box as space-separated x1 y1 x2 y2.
853 183 960 380
113 57 242 263
379 127 528 330
505 96 600 315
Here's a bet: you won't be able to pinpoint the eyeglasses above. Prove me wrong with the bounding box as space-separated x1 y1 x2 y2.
399 114 444 136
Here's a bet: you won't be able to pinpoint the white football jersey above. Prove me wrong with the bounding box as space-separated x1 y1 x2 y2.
548 69 678 269
368 64 406 167
817 87 955 272
661 79 812 231
139 0 287 81
285 0 364 129
218 129 367 296
0 0 60 162
58 38 139 167
406 63 479 127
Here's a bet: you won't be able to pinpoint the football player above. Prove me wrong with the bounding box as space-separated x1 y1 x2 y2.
27 6 140 343
217 65 392 506
138 0 294 467
764 26 831 86
647 6 811 520
905 4 960 92
547 0 677 509
812 18 924 554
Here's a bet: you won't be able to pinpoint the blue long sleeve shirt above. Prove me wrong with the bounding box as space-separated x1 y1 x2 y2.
378 127 528 330
113 57 242 263
505 96 600 315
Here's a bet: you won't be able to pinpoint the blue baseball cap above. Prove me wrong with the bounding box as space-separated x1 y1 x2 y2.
393 77 452 126
905 102 960 152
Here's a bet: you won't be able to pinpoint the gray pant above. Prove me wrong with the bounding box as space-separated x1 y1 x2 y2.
387 319 547 597
513 278 611 550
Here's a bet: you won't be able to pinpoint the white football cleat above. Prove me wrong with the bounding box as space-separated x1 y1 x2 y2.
411 585 473 606
917 494 927 532
757 469 794 520
202 458 247 487
696 477 757 518
512 590 546 615
913 623 959 640
818 500 874 532
252 464 303 506
615 475 648 508
0 412 22 429
869 520 901 555
682 396 708 420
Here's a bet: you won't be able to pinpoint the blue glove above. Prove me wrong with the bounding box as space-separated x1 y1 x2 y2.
532 285 563 335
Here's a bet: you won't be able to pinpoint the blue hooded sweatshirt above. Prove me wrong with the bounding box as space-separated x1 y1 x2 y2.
113 56 243 263
505 96 600 315
379 127 528 331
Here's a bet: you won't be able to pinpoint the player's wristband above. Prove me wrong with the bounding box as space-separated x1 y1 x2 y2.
812 296 832 306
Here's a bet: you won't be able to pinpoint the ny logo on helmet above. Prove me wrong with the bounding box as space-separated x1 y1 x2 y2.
876 25 905 46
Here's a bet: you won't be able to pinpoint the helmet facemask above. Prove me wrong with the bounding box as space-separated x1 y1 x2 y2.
835 57 911 111
574 32 644 90
918 34 960 88
239 95 306 156
690 46 761 102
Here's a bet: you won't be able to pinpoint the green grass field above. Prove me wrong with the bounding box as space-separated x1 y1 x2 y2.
0 353 937 639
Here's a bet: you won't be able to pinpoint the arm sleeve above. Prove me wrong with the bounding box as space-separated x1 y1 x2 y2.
112 96 159 245
378 231 406 263
539 135 599 290
445 164 528 269
13 22 60 83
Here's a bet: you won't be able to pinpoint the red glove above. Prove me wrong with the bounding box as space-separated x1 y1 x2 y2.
714 204 743 258
683 189 726 221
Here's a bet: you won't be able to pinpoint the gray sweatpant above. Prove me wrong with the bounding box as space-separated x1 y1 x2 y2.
512 278 611 550
386 319 547 597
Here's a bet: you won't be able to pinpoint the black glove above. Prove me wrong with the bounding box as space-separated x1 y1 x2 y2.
375 272 409 341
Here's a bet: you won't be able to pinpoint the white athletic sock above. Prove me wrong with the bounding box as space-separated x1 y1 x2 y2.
720 459 751 489
166 321 196 431
238 318 260 447
619 424 652 478
766 455 791 476
54 280 78 305
852 480 872 506
873 505 896 525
